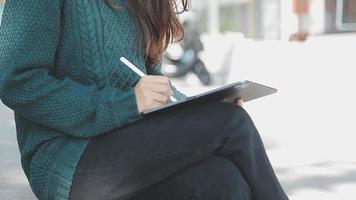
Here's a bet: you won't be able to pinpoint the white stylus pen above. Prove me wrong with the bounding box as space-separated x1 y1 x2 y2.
120 57 178 102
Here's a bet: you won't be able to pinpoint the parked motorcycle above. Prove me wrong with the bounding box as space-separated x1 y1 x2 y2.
163 21 212 85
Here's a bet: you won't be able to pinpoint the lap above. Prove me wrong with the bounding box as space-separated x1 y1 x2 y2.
70 101 251 200
77 101 248 171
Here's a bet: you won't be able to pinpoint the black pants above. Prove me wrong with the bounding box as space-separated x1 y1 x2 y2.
69 102 289 200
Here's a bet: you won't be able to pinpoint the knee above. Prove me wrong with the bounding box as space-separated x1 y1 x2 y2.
226 102 251 121
214 102 254 131
209 102 260 151
210 102 251 122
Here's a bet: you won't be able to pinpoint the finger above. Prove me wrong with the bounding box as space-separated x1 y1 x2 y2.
146 101 164 111
234 98 242 105
237 99 244 107
150 91 170 104
144 75 170 85
144 82 172 97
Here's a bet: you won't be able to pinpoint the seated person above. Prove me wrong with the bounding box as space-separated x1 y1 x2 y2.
0 0 288 199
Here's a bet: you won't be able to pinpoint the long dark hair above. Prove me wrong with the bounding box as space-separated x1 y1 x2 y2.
103 0 189 67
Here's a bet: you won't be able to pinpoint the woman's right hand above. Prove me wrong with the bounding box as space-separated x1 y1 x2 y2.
134 75 173 113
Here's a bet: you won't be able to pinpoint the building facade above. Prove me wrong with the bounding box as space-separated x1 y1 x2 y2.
191 0 281 39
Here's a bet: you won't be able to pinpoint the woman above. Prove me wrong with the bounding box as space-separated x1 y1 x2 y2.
0 0 288 199
0 1 3 22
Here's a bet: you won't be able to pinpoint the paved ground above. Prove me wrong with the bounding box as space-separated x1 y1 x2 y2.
1 33 355 199
0 106 36 199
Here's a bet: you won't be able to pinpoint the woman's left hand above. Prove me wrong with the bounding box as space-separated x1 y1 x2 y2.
234 98 244 107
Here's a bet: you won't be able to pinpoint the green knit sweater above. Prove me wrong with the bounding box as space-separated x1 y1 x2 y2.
0 0 186 199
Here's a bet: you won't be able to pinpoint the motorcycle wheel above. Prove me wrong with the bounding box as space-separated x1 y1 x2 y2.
193 59 212 86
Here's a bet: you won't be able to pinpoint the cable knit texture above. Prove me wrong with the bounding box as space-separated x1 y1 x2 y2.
0 0 187 199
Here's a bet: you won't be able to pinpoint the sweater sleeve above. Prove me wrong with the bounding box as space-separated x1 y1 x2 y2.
0 0 143 138
147 63 188 102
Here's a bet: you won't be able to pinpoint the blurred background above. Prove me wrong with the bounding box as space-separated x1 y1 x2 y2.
1 0 356 199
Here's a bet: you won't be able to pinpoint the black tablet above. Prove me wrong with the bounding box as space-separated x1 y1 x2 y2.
141 80 277 117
